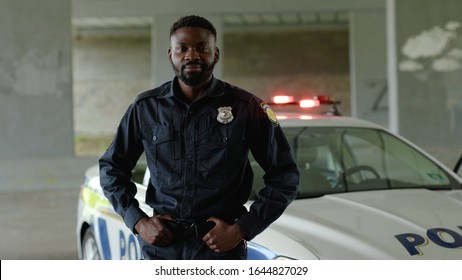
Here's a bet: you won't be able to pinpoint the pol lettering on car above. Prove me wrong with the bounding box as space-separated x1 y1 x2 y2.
395 226 462 256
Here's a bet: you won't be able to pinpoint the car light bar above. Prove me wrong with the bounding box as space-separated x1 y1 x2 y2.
269 95 342 116
270 95 338 107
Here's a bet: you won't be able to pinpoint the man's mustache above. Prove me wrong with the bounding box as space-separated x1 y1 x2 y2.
182 61 204 70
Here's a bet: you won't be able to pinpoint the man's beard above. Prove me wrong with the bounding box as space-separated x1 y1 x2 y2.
172 60 215 86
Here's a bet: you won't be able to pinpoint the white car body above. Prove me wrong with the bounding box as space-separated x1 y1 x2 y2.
76 113 462 260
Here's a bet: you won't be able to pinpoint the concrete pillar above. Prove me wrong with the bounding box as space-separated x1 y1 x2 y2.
349 10 388 127
395 0 462 165
0 0 91 192
151 14 224 87
0 0 73 157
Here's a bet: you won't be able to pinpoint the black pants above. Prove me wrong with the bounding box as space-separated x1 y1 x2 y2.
137 235 247 260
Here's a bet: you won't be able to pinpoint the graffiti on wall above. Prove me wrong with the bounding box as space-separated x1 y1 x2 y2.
399 21 462 81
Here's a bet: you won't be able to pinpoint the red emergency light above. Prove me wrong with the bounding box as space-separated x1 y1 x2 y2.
271 95 295 104
299 99 321 108
271 95 322 108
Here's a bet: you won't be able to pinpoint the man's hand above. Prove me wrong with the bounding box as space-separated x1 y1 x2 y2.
134 215 175 246
202 217 245 253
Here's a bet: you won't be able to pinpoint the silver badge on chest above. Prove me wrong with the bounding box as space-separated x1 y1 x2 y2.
217 107 233 124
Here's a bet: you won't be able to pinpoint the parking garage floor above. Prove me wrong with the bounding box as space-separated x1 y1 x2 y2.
0 156 98 260
0 188 80 259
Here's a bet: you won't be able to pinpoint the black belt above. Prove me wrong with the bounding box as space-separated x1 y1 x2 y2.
166 219 216 239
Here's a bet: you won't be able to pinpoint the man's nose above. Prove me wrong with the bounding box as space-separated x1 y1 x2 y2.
185 48 200 60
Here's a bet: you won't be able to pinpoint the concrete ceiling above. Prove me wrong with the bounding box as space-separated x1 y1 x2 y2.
71 0 384 37
71 0 384 18
72 11 350 37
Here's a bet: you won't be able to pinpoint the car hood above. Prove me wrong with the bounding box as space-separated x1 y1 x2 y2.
254 188 462 259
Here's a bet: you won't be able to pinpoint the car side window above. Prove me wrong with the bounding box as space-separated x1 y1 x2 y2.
340 129 453 188
250 126 461 200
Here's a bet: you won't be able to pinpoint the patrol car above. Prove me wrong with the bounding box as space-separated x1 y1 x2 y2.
76 96 462 260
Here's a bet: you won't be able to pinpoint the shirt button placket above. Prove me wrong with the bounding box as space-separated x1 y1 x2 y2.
182 109 195 217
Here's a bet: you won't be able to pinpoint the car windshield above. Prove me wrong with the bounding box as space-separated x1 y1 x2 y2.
250 126 461 199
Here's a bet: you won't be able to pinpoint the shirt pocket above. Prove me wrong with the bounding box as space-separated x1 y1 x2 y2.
198 124 246 188
141 125 181 186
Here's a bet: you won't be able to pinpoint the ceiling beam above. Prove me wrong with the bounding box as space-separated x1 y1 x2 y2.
72 0 385 19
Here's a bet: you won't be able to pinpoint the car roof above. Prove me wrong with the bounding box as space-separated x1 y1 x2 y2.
276 113 384 129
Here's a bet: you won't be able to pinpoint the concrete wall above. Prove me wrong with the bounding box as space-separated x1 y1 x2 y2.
0 0 73 157
224 28 350 114
73 37 152 137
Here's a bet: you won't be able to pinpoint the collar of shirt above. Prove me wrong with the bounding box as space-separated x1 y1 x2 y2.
156 77 226 102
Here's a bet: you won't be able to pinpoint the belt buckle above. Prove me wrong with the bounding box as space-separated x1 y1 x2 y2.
183 222 198 238
176 220 194 228
173 219 214 238
173 219 197 237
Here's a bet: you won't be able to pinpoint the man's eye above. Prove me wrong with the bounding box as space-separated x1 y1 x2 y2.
199 47 210 52
174 46 210 53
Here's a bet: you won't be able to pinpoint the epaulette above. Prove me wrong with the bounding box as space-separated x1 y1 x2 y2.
134 81 172 103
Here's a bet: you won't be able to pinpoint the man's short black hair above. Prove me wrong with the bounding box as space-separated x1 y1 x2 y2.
170 15 217 40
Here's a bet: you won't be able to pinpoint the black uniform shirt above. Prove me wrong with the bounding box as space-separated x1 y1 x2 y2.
99 77 300 240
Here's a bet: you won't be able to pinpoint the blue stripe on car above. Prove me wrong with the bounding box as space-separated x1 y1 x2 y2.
98 218 112 260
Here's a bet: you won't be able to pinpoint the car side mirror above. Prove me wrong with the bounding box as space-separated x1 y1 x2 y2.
455 155 462 177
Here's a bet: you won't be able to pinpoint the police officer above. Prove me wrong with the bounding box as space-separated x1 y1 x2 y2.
99 15 300 260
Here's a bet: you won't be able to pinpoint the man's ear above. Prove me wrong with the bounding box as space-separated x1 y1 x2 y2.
214 47 220 63
168 48 173 63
